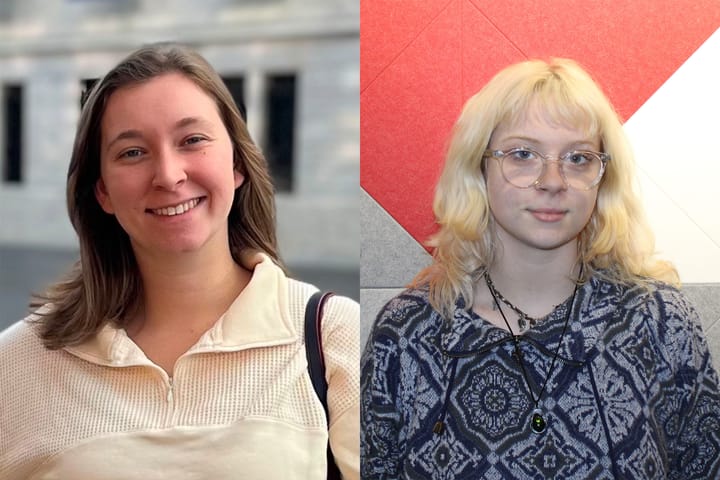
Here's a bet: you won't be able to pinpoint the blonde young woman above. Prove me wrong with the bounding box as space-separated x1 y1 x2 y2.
0 43 359 479
361 58 720 479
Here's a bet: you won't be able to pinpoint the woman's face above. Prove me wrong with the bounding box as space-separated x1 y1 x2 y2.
95 73 242 259
485 105 600 258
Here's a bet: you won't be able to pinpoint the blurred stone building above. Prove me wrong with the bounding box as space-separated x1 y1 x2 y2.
0 0 359 271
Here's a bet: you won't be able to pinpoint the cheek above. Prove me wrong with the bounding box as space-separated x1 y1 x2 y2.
486 171 517 216
576 192 599 225
105 176 135 198
100 174 146 213
484 166 501 204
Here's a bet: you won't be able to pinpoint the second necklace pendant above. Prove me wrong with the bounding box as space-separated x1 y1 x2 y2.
518 315 529 332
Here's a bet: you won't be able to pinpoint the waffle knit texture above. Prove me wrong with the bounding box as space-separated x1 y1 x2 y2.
0 253 360 479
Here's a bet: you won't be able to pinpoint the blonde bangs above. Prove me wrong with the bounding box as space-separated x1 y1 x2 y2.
499 72 604 146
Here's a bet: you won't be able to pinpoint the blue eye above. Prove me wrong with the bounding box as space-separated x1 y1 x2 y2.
508 148 537 162
120 148 143 159
565 152 594 166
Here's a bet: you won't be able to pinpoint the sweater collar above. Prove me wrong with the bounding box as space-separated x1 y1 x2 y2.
64 252 296 367
438 275 619 365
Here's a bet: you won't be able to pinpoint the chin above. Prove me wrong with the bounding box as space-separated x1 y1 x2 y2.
170 240 210 254
523 234 579 251
143 237 210 256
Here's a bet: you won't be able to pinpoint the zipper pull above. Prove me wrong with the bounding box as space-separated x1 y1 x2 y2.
167 377 174 403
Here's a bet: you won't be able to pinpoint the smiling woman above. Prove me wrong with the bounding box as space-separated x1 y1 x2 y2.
0 43 359 480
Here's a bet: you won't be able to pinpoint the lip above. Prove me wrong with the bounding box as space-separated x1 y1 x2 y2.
146 196 205 216
528 208 567 222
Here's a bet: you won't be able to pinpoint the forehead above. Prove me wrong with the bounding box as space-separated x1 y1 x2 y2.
101 73 222 136
493 101 599 145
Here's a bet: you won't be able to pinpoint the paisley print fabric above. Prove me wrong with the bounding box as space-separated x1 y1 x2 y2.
361 275 720 479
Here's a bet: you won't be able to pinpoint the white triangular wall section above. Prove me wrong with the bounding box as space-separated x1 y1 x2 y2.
625 26 720 283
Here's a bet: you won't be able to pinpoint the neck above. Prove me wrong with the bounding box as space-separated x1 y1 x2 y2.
130 246 251 336
484 239 580 319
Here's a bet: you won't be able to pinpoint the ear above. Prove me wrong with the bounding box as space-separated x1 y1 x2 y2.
94 178 115 214
233 169 245 189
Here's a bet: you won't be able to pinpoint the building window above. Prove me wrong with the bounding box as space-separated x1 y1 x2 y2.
265 74 296 192
222 76 246 122
3 84 23 183
81 78 98 109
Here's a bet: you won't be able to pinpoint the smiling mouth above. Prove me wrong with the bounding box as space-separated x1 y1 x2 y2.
149 197 202 216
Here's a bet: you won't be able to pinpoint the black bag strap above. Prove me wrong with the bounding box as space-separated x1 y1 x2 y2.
304 291 342 480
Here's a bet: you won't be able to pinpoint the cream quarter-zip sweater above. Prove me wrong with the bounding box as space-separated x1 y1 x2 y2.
0 254 360 479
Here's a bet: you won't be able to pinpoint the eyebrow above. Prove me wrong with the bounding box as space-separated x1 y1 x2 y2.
497 135 597 149
104 129 143 154
496 135 541 146
104 116 214 152
174 116 213 130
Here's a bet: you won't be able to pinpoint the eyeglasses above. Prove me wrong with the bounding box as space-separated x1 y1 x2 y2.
483 147 610 190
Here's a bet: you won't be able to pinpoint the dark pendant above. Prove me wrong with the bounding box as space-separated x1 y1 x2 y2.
531 409 546 433
518 315 528 331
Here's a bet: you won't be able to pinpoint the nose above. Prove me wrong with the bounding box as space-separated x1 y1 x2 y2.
151 148 187 190
534 159 568 192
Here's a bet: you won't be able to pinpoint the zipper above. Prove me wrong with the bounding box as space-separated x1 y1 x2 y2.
163 373 175 427
158 354 194 427
167 376 174 403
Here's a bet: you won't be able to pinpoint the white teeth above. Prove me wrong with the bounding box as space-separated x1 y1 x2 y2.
152 198 200 216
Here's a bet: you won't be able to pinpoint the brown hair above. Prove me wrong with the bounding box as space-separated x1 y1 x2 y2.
32 43 282 349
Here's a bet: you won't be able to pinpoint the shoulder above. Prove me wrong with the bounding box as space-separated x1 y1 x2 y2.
0 310 70 392
589 274 695 321
284 277 358 326
284 278 359 362
361 286 444 413
0 315 66 460
373 285 436 332
364 286 443 356
0 315 48 365
591 275 700 335
591 275 707 364
643 282 711 366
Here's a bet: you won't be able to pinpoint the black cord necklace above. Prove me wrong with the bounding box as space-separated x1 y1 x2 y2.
483 268 581 434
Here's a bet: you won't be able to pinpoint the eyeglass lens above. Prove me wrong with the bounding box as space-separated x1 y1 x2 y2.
500 150 603 189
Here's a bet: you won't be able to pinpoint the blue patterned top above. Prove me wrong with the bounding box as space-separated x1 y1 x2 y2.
361 275 720 479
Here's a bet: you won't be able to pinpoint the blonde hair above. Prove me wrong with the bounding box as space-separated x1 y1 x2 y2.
413 58 678 319
32 43 282 349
